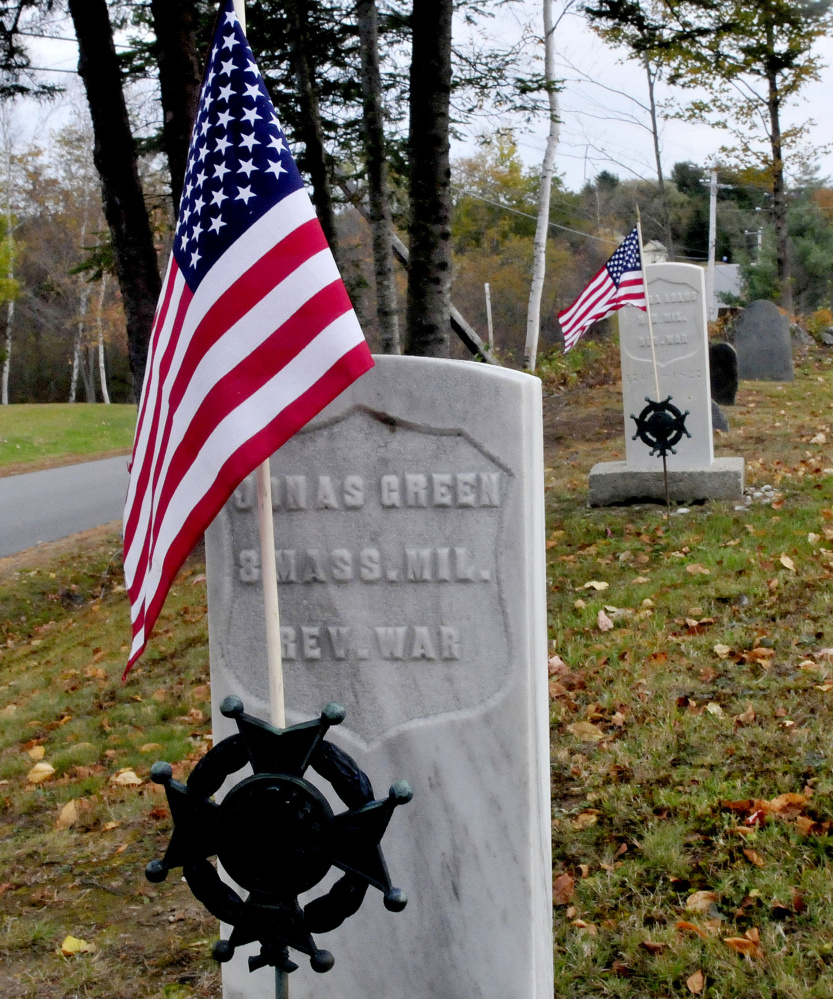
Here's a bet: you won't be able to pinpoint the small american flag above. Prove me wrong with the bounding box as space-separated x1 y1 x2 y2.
558 228 647 351
123 0 373 671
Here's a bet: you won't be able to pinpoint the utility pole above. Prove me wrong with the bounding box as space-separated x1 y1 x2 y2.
701 170 732 322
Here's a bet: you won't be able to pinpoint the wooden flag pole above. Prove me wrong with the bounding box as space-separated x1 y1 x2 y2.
635 207 672 514
230 0 285 734
635 206 661 401
235 2 285 992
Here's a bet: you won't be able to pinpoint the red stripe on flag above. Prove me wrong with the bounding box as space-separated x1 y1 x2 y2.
126 340 373 673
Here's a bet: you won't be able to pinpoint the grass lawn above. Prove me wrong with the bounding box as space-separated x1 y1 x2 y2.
3 340 833 996
0 405 136 475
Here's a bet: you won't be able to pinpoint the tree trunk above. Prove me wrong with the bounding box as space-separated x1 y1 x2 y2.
284 0 341 263
67 0 162 402
1 299 12 406
357 0 400 354
524 0 559 371
1 130 12 407
149 0 202 213
645 54 673 261
97 273 111 404
766 47 791 313
406 0 453 357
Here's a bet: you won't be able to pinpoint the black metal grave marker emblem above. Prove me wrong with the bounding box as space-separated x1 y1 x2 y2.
630 396 691 458
629 396 692 511
146 697 411 976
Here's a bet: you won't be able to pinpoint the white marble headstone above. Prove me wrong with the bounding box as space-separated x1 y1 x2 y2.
205 355 552 999
619 262 713 469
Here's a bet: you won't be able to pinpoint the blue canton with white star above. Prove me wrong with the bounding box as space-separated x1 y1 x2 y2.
606 229 642 286
174 1 305 290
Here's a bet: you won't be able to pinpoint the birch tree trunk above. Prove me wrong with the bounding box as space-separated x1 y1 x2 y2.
0 131 12 407
357 0 400 354
524 0 559 371
2 299 12 407
406 0 453 357
97 273 111 404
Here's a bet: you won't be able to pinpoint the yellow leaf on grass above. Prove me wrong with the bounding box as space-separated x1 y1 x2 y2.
686 891 718 912
572 811 599 830
687 970 705 994
582 580 609 591
101 820 121 832
60 935 96 956
734 705 756 726
26 745 45 761
815 682 833 692
743 848 765 867
139 743 163 753
567 721 605 742
56 800 78 831
110 769 143 787
779 554 796 572
686 563 711 575
713 644 731 659
27 762 56 784
706 702 724 718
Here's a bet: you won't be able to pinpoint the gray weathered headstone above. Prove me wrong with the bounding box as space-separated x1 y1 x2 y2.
734 300 794 381
205 355 552 999
619 262 713 469
709 342 738 405
711 398 729 433
589 262 744 504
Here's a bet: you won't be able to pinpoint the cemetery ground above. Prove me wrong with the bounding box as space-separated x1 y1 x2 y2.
4 341 833 996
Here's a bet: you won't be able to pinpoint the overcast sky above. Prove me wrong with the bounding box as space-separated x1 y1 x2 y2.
18 3 833 196
452 3 833 194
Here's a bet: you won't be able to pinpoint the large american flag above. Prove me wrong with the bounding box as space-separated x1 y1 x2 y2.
558 228 647 351
123 0 373 671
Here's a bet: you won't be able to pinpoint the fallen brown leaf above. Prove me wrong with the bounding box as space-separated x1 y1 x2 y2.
597 608 614 632
743 848 766 867
567 721 605 742
686 890 718 913
779 554 796 572
55 799 78 831
686 969 705 994
676 921 707 939
552 872 575 905
571 920 598 936
768 793 807 817
686 563 711 575
27 761 56 784
640 940 668 954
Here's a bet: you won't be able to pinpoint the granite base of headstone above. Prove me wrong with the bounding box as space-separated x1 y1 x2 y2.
735 300 794 381
205 355 552 999
588 262 744 505
709 342 738 405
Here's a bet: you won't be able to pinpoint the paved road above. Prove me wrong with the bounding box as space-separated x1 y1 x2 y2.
0 455 130 558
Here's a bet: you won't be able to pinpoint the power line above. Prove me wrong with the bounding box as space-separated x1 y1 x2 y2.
451 184 617 245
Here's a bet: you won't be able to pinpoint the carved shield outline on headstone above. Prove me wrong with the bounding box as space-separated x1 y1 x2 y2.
207 406 515 750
